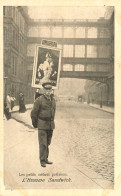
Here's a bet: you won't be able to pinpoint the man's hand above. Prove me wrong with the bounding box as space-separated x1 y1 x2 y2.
32 119 38 128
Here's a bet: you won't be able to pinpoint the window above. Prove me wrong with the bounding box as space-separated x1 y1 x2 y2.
21 16 24 33
15 33 17 48
98 64 109 72
18 12 20 28
64 27 74 38
4 51 9 65
16 34 18 47
11 56 14 74
39 27 50 37
11 84 14 93
98 45 110 58
14 57 17 75
13 6 15 20
16 10 19 26
63 64 73 71
75 64 84 71
86 65 96 71
28 26 51 37
15 7 17 23
87 27 97 38
76 27 85 38
75 45 85 57
13 30 15 45
20 35 23 52
22 17 25 33
28 75 32 82
11 56 17 75
23 20 25 34
52 27 62 38
27 44 36 56
99 28 110 38
63 45 73 57
27 64 33 71
23 60 26 75
4 27 7 42
21 59 24 75
3 6 5 16
19 15 22 30
22 37 24 52
87 45 97 58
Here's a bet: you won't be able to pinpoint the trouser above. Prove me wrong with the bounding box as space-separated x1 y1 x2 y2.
38 129 53 164
4 107 11 120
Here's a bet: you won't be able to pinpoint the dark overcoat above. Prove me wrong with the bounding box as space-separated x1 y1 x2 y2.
31 94 56 130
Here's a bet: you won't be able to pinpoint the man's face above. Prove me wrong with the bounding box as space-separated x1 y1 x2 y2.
44 89 52 95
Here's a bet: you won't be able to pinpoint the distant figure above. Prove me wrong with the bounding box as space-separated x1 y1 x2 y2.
4 101 11 120
11 94 16 110
6 93 11 112
19 93 26 113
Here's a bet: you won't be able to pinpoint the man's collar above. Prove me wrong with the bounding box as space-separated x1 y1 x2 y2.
43 93 52 101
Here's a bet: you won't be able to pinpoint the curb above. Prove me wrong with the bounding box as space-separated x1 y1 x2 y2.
11 106 32 114
88 104 114 115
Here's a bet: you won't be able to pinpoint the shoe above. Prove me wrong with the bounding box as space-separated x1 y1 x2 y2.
46 160 53 164
41 162 46 167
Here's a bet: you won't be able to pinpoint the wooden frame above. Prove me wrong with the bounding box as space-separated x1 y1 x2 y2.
32 44 62 89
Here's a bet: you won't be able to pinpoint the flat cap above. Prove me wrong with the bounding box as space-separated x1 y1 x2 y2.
42 82 53 90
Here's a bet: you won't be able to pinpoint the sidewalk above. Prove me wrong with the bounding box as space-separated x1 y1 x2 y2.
11 103 114 114
11 104 33 113
5 102 114 189
89 103 114 114
4 117 113 189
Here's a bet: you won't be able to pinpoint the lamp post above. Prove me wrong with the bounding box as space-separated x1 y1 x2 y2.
100 87 103 108
4 76 8 102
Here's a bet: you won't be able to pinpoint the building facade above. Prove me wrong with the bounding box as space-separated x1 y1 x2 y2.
84 9 114 107
3 6 28 103
3 6 114 105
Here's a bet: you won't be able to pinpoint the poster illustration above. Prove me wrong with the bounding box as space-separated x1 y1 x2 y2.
32 45 62 89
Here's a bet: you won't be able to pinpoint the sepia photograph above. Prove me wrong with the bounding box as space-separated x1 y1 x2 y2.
2 5 115 191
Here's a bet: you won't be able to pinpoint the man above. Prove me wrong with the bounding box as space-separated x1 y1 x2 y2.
6 92 11 112
31 82 56 167
11 94 16 110
19 93 26 113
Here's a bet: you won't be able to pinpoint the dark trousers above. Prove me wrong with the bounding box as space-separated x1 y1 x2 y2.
38 129 53 164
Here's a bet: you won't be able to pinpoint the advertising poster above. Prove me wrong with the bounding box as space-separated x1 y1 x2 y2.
32 44 62 89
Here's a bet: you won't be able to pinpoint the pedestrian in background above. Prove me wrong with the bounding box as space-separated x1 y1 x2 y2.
19 93 26 113
4 101 11 120
11 94 16 110
31 82 56 167
6 92 11 112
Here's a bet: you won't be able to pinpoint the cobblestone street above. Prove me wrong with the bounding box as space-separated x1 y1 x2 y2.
55 102 114 182
4 102 114 189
